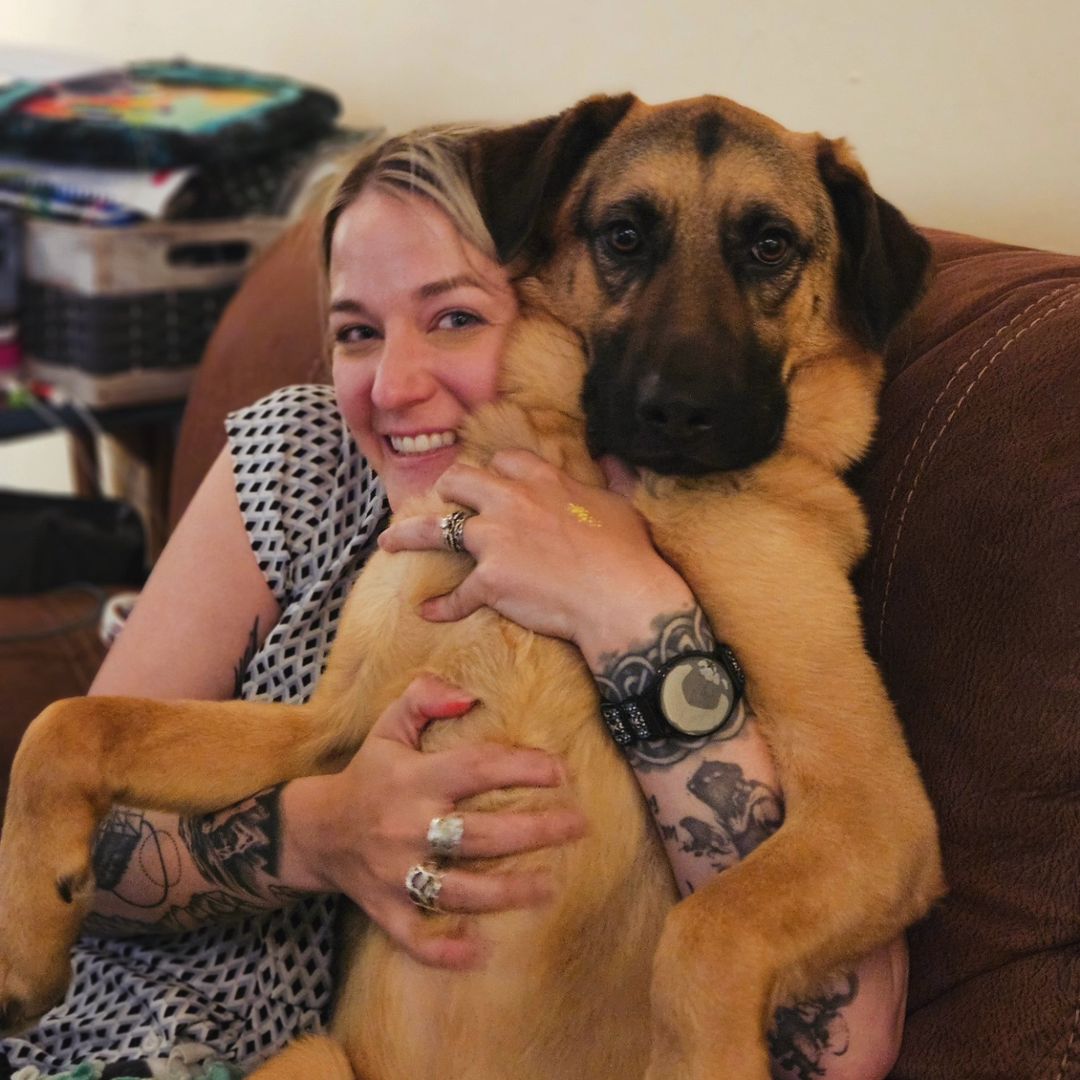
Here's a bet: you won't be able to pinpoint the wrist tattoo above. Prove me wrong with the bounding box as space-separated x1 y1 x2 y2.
768 972 859 1079
179 785 285 898
596 607 726 770
594 606 717 703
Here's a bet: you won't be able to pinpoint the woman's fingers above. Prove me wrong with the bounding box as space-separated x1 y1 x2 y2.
374 861 558 969
368 673 477 748
433 864 554 914
433 742 568 802
451 807 587 859
376 900 487 970
378 511 454 554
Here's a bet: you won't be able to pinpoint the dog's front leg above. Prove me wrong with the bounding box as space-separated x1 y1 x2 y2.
0 695 326 1034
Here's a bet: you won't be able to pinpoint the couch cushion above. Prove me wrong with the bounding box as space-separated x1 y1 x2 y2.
0 587 109 821
856 230 1080 1080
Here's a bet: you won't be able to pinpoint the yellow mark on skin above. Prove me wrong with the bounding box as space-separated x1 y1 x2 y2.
567 503 602 528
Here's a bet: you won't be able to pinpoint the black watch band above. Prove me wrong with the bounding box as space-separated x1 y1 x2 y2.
599 645 745 747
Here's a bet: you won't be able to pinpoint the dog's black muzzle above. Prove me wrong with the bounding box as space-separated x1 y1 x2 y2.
582 340 789 476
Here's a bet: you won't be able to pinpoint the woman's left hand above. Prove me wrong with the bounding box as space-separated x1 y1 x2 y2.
377 449 695 665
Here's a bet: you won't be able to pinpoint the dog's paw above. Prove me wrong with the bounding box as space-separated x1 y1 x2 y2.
0 853 91 1035
0 948 69 1037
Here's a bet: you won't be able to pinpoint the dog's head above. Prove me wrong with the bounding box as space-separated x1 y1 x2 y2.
466 94 931 476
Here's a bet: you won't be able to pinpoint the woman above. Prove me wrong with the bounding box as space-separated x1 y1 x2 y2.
1 125 906 1080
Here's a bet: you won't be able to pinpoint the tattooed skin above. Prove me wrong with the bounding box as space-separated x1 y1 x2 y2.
179 786 284 896
683 759 785 868
232 616 261 697
92 809 183 906
594 606 717 703
84 885 304 937
596 606 741 770
768 972 859 1079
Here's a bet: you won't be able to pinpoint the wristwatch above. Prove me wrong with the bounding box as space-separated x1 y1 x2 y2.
600 646 745 746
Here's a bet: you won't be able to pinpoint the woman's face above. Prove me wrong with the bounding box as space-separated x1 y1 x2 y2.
328 187 518 510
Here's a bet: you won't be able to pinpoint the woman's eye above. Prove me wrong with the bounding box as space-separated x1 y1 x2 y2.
605 221 642 255
335 324 378 345
751 229 793 267
437 310 482 330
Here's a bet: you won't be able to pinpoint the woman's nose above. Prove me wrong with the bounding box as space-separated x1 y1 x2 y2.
370 329 434 411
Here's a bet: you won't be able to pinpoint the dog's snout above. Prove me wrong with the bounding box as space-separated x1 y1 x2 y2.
636 383 715 441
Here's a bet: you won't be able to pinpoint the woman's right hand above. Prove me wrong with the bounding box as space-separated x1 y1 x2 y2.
278 674 586 970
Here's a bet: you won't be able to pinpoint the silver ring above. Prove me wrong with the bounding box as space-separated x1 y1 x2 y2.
439 509 472 554
426 814 465 859
405 863 444 913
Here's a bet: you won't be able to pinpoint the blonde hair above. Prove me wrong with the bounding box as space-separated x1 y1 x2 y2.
321 125 496 270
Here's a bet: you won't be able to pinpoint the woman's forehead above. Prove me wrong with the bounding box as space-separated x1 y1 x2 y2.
329 188 510 298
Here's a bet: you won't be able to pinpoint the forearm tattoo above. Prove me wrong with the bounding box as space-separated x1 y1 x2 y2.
594 606 746 770
646 758 784 884
178 785 285 894
89 786 290 930
84 885 304 937
767 972 859 1079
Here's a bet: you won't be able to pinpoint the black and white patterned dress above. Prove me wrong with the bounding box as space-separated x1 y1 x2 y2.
0 385 388 1079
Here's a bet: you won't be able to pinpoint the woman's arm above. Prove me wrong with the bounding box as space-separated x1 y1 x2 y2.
86 445 286 932
86 448 586 967
588 604 907 1080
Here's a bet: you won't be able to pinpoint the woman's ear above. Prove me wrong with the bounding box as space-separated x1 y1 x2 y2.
816 137 933 350
467 93 637 266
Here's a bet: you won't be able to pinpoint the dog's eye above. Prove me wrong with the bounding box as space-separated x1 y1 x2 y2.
751 230 793 266
606 222 642 255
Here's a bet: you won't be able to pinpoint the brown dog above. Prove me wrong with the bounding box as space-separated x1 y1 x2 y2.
0 95 945 1079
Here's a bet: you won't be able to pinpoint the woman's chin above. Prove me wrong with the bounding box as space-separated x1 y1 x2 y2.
382 445 459 510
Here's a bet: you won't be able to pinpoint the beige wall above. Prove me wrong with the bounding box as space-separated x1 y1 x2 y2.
1 0 1077 254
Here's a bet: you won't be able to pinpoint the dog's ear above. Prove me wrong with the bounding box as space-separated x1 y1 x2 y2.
467 93 637 266
816 138 932 350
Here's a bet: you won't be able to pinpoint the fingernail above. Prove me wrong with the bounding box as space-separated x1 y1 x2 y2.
427 696 477 720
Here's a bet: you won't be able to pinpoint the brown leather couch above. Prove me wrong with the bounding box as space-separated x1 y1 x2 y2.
3 216 1078 1079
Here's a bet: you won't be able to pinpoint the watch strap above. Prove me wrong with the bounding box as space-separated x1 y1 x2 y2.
599 645 745 747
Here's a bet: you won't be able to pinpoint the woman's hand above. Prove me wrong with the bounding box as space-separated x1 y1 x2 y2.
378 450 696 667
279 675 585 970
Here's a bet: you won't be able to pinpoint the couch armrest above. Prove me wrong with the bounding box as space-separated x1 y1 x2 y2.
855 230 1080 1080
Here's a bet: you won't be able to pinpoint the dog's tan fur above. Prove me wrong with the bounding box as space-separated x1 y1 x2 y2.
0 96 944 1079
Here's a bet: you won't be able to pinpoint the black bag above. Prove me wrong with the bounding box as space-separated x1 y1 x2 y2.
0 489 146 595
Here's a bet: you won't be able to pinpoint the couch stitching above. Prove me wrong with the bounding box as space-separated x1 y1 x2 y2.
1054 1002 1080 1080
877 285 1080 652
869 285 1075 612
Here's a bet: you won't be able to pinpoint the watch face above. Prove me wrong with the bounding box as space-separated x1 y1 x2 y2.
659 655 735 736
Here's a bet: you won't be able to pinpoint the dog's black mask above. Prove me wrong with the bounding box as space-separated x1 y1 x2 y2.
581 327 789 476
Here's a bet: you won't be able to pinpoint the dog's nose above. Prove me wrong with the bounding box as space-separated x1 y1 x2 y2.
636 386 715 442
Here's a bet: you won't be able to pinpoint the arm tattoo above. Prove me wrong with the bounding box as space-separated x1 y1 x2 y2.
595 606 743 771
233 616 261 697
90 788 291 931
683 758 784 867
646 760 784 876
92 809 183 906
84 884 304 937
768 972 859 1079
179 785 285 897
594 606 716 701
